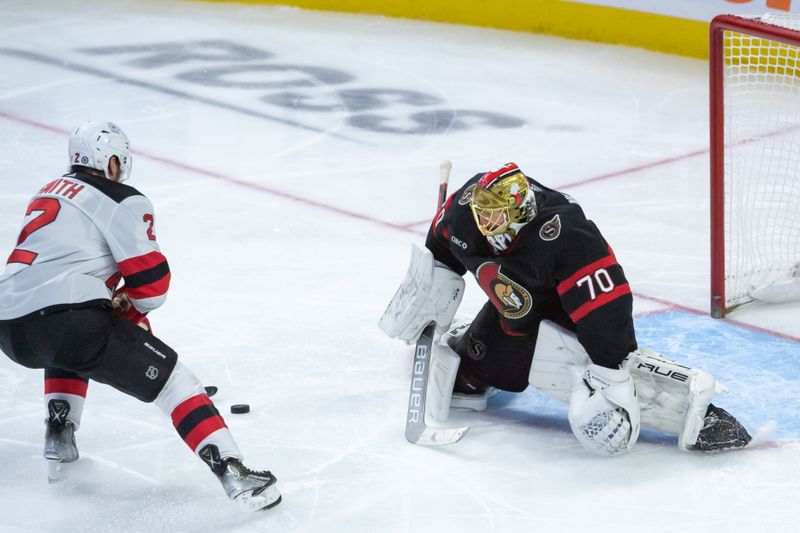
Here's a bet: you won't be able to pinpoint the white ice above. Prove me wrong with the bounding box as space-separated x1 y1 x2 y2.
0 1 799 532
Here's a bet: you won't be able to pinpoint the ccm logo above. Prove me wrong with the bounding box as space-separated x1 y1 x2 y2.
636 363 689 382
450 235 467 249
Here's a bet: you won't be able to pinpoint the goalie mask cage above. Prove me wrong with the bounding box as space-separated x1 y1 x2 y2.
710 14 800 318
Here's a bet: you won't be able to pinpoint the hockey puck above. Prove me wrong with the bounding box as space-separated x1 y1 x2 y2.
204 386 218 397
231 404 250 414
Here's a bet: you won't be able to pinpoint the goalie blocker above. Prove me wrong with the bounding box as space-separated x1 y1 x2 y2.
379 244 465 342
380 244 469 445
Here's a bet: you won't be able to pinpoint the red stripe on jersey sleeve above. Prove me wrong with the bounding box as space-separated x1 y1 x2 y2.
126 272 171 300
556 249 619 296
568 283 632 323
184 416 228 451
45 378 89 397
118 251 167 277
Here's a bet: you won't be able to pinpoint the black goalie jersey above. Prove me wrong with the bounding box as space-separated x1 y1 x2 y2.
425 173 637 369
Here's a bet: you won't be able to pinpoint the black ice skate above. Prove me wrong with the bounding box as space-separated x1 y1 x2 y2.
199 444 282 511
44 400 78 483
692 403 752 452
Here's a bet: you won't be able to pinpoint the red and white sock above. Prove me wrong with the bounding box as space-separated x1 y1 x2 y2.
154 361 241 460
44 369 88 430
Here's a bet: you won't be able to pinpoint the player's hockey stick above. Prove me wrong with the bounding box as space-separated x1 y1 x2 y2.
404 160 468 446
437 160 452 209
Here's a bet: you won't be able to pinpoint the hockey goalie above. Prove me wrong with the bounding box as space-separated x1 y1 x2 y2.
380 162 751 455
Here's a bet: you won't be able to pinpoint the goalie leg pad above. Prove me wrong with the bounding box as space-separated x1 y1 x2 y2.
422 339 498 421
440 319 496 411
626 348 727 450
530 321 730 451
379 244 465 342
450 388 498 411
424 344 461 424
528 320 590 403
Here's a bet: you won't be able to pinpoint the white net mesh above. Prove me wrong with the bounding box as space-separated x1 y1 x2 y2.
722 13 800 310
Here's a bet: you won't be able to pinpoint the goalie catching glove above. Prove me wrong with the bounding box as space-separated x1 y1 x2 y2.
379 244 465 342
568 363 640 456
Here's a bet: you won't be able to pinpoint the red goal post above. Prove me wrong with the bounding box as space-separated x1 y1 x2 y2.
710 14 800 318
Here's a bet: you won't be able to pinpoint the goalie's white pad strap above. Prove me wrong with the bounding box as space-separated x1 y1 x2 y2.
379 244 465 341
451 388 496 411
568 364 640 455
529 320 725 450
424 344 461 424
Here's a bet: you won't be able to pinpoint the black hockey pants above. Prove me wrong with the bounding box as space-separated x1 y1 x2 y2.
0 304 177 402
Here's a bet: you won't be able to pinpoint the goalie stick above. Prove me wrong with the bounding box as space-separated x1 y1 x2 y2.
404 160 469 446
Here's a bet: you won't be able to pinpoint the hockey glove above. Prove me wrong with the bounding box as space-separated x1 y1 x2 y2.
568 364 640 456
112 288 151 331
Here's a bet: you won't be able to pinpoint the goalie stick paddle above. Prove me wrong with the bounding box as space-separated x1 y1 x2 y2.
403 160 468 446
405 323 469 445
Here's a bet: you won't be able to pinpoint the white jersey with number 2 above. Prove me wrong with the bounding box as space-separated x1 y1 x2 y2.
0 172 170 321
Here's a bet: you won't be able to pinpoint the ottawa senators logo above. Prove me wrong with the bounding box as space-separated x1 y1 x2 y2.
458 184 476 205
467 334 486 360
539 214 561 241
476 262 532 319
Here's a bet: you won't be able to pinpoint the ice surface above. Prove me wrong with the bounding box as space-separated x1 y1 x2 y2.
0 1 798 531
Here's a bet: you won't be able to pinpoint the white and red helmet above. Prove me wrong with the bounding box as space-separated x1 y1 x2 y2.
68 121 132 182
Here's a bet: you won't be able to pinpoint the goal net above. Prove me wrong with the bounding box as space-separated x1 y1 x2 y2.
710 13 800 317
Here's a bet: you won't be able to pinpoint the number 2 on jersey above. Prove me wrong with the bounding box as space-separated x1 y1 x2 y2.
6 198 61 265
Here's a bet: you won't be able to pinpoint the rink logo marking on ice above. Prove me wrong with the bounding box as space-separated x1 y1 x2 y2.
2 40 524 136
0 47 360 142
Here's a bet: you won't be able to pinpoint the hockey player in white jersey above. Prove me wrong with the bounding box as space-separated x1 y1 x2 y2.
0 121 281 511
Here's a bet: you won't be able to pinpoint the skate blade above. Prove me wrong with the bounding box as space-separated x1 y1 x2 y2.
235 484 282 512
47 459 70 483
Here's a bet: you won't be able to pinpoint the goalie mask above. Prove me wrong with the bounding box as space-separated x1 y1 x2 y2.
68 121 132 182
469 163 536 237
